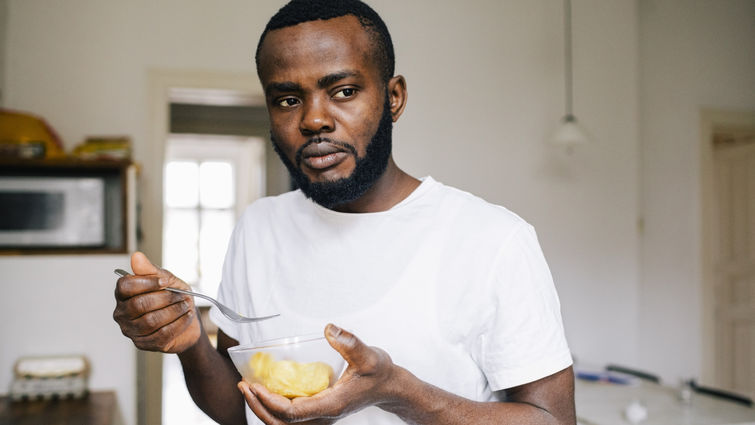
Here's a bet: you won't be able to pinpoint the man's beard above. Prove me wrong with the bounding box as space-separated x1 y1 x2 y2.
270 98 393 209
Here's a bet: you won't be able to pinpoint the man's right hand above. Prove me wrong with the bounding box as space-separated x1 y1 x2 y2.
113 251 201 353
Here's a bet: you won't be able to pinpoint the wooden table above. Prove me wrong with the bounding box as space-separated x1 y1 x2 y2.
0 391 122 425
576 379 755 425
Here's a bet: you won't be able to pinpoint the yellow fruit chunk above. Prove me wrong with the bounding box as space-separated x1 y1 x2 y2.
249 352 334 398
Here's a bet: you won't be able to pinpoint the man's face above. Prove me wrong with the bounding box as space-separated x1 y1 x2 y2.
257 15 392 208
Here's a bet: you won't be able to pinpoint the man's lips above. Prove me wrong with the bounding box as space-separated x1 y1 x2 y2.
298 141 353 170
302 151 349 169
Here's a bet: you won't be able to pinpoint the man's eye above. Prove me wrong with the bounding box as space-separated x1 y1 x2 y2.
277 97 300 107
333 88 357 99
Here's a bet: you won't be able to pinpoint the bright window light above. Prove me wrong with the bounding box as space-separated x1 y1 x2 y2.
199 209 235 298
165 161 199 208
199 161 234 208
163 208 199 284
162 135 264 298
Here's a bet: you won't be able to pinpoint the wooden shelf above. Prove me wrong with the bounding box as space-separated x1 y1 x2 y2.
0 158 135 176
0 391 122 425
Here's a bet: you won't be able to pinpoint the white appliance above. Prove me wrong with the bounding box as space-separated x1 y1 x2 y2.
0 176 106 247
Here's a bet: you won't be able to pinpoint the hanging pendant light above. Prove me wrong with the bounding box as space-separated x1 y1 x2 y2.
552 0 589 150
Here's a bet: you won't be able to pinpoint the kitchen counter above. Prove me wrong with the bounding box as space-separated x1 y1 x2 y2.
576 379 755 425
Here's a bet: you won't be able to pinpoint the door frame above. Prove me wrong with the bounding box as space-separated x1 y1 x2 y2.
699 108 755 387
142 69 264 425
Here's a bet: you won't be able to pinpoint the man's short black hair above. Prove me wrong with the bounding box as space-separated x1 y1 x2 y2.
255 0 395 83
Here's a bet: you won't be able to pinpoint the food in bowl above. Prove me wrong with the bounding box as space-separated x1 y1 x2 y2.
228 334 345 398
249 352 333 397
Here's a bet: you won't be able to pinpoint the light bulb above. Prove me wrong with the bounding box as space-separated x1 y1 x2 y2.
552 114 589 150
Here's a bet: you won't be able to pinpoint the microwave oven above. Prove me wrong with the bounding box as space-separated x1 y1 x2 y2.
0 160 136 253
0 176 107 248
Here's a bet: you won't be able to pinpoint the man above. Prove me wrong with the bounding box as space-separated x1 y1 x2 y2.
113 1 576 424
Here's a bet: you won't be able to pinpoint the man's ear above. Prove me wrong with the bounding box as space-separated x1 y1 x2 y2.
387 75 408 122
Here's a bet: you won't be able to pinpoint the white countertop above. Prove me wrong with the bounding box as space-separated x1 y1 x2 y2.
575 379 755 425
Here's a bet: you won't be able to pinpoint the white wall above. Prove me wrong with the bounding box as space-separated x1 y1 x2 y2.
12 0 753 422
638 0 755 383
0 0 6 104
384 0 640 369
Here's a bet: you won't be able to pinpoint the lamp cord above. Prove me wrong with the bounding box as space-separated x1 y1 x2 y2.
564 0 574 119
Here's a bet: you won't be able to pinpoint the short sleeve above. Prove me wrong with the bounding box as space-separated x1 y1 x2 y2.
480 223 572 390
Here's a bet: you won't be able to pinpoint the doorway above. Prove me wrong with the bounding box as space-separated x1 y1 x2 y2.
161 134 264 425
701 110 755 399
143 70 289 425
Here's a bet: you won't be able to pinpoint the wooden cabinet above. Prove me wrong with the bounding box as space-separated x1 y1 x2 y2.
0 391 123 425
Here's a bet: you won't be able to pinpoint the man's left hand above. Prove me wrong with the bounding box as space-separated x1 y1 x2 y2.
238 324 396 424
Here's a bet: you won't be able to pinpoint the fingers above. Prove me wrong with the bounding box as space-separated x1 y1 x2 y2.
114 274 165 301
239 382 286 425
131 251 161 276
128 306 197 352
287 389 346 423
242 381 338 425
116 252 187 300
113 276 195 344
113 289 191 337
324 324 382 374
240 381 342 424
113 286 201 353
113 252 201 353
324 324 359 357
115 252 165 301
116 290 187 319
119 297 193 336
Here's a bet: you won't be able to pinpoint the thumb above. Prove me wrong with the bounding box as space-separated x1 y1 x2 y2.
325 324 370 367
131 251 162 276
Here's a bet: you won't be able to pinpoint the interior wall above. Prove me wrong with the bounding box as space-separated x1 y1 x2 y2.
0 0 7 104
638 0 755 384
383 0 640 370
2 1 639 422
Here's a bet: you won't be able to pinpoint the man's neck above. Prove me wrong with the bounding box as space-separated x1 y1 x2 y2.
331 158 421 213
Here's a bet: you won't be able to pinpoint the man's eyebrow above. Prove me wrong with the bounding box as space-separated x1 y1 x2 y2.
265 71 360 95
265 81 302 94
317 70 360 88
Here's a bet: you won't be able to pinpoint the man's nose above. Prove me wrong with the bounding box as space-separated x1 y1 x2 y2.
300 97 334 135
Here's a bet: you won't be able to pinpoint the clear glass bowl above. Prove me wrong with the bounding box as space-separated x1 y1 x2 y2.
228 334 346 398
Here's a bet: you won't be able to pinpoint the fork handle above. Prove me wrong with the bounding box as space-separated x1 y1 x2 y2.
164 286 211 302
116 270 202 298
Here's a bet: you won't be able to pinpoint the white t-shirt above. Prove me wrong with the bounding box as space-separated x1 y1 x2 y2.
210 176 572 425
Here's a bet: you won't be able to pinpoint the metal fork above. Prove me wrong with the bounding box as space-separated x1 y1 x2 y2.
114 269 278 323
